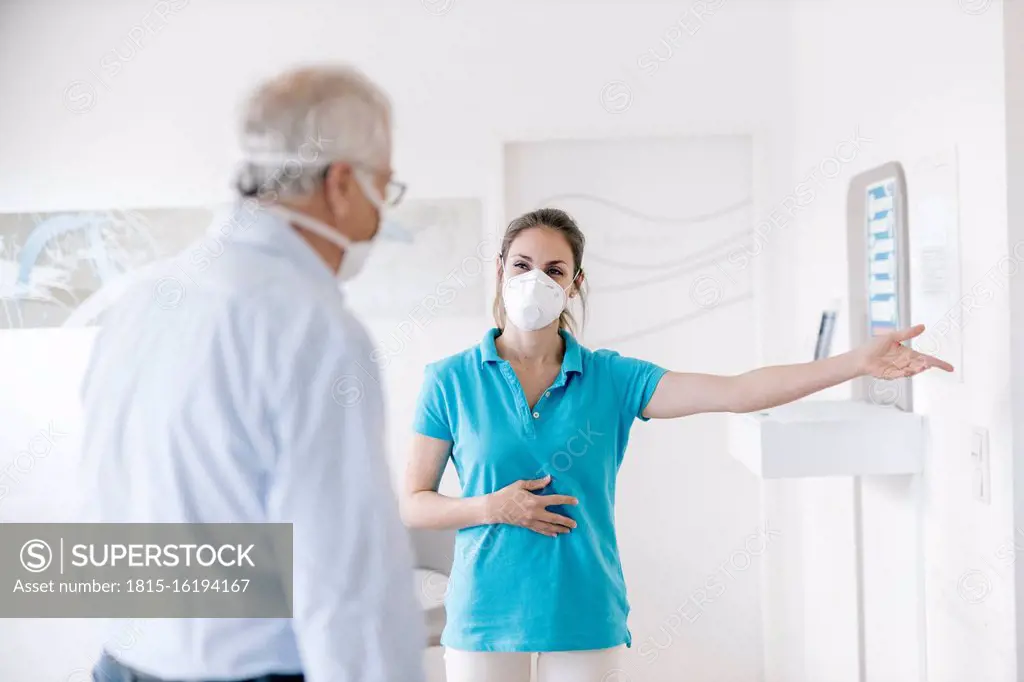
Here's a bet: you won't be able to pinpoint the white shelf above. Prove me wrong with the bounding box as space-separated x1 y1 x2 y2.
728 400 925 478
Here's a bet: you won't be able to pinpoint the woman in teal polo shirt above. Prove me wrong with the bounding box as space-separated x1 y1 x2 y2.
402 208 951 682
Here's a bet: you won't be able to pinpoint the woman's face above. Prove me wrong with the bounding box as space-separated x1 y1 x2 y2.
501 226 578 294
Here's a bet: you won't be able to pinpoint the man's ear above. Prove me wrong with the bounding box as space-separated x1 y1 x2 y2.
323 162 355 218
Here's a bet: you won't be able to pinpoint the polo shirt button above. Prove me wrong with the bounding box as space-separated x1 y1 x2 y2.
545 391 550 397
533 412 540 419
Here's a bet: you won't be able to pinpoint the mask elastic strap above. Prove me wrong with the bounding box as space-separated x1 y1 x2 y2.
263 203 353 249
566 268 584 297
353 171 386 210
501 263 583 289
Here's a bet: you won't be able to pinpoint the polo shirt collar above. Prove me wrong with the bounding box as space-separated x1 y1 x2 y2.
480 328 584 375
480 328 502 364
560 329 583 374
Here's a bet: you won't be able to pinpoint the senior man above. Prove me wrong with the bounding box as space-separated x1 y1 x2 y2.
84 65 425 682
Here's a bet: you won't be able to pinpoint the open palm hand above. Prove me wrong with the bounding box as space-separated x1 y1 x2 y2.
855 324 955 379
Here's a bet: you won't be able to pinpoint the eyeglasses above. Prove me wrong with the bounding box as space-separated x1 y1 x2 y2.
321 162 406 208
381 177 407 207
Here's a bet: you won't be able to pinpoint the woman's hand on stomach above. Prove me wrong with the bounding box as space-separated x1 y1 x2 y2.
484 475 579 538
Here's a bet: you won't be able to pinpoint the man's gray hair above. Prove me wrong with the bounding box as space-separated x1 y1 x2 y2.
235 64 392 200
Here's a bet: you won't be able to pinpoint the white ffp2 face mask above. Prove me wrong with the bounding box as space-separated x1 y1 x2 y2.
502 267 577 331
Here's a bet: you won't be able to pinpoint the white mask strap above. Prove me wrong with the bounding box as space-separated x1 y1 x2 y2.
568 268 582 296
262 204 353 249
503 262 582 292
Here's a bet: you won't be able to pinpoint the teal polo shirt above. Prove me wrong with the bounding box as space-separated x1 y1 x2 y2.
413 328 668 652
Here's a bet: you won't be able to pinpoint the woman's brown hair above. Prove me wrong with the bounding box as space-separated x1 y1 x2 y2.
492 208 587 334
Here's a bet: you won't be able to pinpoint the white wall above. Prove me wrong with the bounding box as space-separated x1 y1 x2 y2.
0 1 792 680
1003 0 1024 670
763 1 1016 681
0 0 787 211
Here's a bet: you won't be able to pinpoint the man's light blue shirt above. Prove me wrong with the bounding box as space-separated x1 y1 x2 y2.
413 328 667 652
80 201 425 682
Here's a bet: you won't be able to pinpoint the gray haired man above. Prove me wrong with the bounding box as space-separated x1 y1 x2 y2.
84 65 425 682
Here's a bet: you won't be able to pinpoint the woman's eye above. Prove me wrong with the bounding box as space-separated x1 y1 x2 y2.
549 269 563 277
514 262 529 270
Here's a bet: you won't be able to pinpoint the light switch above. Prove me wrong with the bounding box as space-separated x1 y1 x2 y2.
972 430 985 458
971 427 991 504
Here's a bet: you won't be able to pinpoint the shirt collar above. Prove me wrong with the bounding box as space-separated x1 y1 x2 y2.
208 200 339 290
561 330 583 374
480 328 584 375
480 328 502 364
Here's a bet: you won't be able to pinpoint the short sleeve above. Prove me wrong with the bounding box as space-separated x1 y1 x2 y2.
609 354 669 422
413 365 453 441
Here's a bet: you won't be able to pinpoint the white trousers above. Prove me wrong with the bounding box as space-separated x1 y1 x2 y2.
443 646 625 682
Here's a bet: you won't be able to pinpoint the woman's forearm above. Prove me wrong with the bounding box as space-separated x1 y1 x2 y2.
731 351 862 413
401 489 493 530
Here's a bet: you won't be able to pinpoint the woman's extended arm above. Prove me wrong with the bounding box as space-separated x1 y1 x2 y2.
643 324 954 419
401 434 579 538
